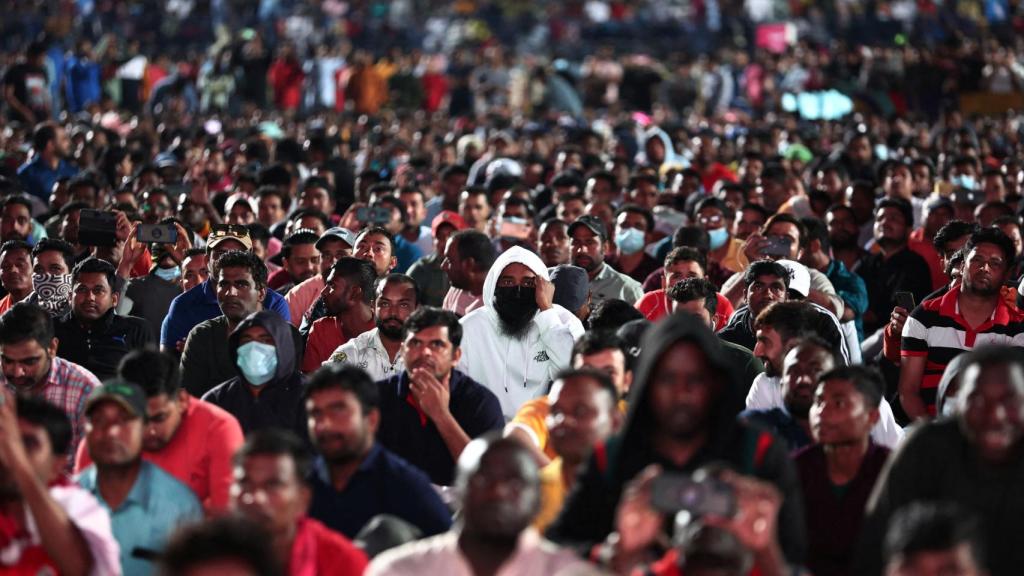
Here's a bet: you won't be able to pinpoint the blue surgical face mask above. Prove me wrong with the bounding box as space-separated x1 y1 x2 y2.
952 174 977 191
236 341 278 386
615 228 646 255
708 227 729 250
153 265 181 283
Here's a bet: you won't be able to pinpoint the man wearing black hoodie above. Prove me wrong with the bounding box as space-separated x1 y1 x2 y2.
545 314 806 566
201 310 307 439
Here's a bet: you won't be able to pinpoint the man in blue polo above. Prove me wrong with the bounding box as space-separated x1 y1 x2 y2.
160 224 290 354
17 122 78 206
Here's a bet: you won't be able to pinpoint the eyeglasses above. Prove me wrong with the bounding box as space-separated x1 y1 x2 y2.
209 224 251 240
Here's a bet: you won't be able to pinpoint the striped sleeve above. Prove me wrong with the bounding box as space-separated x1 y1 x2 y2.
901 310 930 356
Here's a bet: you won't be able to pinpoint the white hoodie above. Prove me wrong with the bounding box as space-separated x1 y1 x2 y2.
458 247 585 420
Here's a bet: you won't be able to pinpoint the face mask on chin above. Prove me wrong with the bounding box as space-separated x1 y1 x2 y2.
493 285 538 339
153 265 181 282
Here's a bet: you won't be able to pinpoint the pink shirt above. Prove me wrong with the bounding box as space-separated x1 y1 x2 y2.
285 276 326 328
442 287 484 317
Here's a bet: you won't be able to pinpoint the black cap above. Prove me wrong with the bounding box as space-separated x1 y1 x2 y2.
85 379 148 421
549 265 589 313
568 215 607 242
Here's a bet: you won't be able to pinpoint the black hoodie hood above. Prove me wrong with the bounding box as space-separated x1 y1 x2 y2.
229 310 299 383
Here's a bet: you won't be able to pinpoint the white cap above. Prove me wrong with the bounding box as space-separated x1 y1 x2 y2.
775 259 810 298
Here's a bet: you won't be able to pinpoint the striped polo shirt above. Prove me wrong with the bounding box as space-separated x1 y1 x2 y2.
902 285 1024 414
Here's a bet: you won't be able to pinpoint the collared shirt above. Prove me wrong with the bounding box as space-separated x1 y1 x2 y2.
17 156 79 201
308 445 452 539
2 357 99 464
160 279 290 349
78 461 203 576
588 262 644 305
75 395 244 514
377 370 504 486
55 310 154 381
367 528 589 576
902 284 1024 414
302 315 375 373
285 275 325 328
324 327 405 382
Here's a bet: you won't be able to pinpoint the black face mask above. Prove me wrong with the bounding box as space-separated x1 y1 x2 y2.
493 285 538 339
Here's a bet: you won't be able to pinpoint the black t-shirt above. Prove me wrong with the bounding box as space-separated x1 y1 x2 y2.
857 247 933 334
3 63 50 122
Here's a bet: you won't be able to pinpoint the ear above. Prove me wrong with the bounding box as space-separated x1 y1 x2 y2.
621 371 633 396
257 285 267 304
388 256 397 273
868 407 880 427
111 290 120 308
47 337 59 358
451 346 462 365
610 403 625 432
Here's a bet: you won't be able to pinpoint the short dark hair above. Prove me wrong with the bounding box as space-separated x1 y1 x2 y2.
876 197 914 228
694 197 734 220
17 394 73 456
303 364 379 414
32 123 59 151
932 220 978 253
451 229 497 271
552 367 618 405
119 349 181 397
763 213 806 247
800 217 830 254
255 185 288 206
588 299 644 331
330 257 377 304
884 503 984 570
405 306 462 348
615 203 655 232
672 226 710 253
376 273 421 306
572 330 627 362
754 301 812 343
499 195 536 220
215 250 268 289
234 429 312 484
0 302 55 349
0 239 31 258
964 226 1017 265
280 230 319 260
664 246 707 273
71 256 116 288
744 260 791 288
739 202 769 222
159 515 282 576
355 226 396 259
2 195 33 214
183 247 206 260
667 277 718 317
31 238 76 271
818 364 883 408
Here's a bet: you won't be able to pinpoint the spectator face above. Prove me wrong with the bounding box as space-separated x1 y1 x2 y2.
874 207 909 246
301 187 334 216
734 208 765 240
983 173 1007 202
306 387 377 463
746 273 787 317
811 377 877 446
846 186 876 224
570 225 604 274
143 391 187 452
232 453 310 540
962 242 1008 297
72 271 118 322
398 192 426 225
615 210 650 241
584 202 615 239
239 325 274 346
460 442 539 540
33 250 70 275
283 243 320 285
354 232 395 276
85 401 143 468
51 127 71 159
317 239 351 277
886 544 983 576
320 270 357 316
556 198 585 223
403 325 461 381
0 337 57 391
547 375 619 464
663 260 704 291
459 192 491 231
826 208 860 249
539 222 570 267
958 360 1024 463
227 203 255 226
997 223 1022 257
781 345 835 420
585 177 615 204
257 195 284 227
753 326 786 377
884 165 912 199
141 192 173 225
291 215 326 236
923 205 954 238
696 206 729 235
848 136 872 165
216 266 265 323
574 347 632 396
0 249 31 294
627 181 659 211
433 224 456 261
649 342 716 440
441 238 471 289
0 418 62 493
1 203 31 241
182 253 209 292
375 278 418 340
912 164 933 196
764 221 801 260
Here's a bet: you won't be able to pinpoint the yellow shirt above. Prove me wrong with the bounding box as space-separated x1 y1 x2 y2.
509 396 558 460
533 458 566 531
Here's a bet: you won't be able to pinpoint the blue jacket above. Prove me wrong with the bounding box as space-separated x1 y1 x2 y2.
160 279 290 348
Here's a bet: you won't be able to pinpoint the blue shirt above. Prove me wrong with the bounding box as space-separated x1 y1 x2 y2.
160 278 291 348
78 461 202 576
17 156 78 202
824 259 869 341
393 234 423 273
308 444 452 539
739 407 812 452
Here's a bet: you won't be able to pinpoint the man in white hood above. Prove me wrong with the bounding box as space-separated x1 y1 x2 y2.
459 247 584 420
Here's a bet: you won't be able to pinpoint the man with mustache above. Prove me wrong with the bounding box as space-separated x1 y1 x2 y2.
325 273 419 381
538 218 570 268
568 215 643 305
459 246 584 420
301 257 377 373
900 227 1024 419
377 306 504 485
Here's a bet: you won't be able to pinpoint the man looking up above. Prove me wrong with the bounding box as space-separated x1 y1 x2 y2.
326 273 419 382
304 365 452 539
0 240 34 314
569 215 643 305
302 257 378 372
441 229 496 317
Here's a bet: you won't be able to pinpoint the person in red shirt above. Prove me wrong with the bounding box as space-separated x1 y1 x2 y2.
268 44 304 112
233 429 368 575
302 258 377 372
634 246 733 329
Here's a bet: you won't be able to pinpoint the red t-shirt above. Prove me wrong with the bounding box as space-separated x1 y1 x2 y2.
302 316 375 373
290 517 368 576
635 288 734 330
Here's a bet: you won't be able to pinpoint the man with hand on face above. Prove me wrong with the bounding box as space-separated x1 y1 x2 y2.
284 226 355 327
459 246 584 420
325 274 419 382
232 429 369 575
77 380 202 576
377 307 504 486
367 435 589 575
55 257 153 381
302 258 378 373
794 365 889 576
304 365 452 539
118 219 193 337
74 349 244 514
569 215 644 305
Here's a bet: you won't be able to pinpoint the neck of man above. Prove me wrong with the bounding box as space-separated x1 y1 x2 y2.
615 250 644 271
338 304 374 339
822 436 870 486
458 528 520 576
878 239 907 259
467 275 485 297
805 252 831 273
225 310 259 335
586 262 604 281
41 150 59 170
560 454 585 491
7 287 31 304
379 332 403 362
957 287 999 325
652 429 708 468
97 459 143 510
327 444 372 492
709 238 731 260
275 525 299 573
833 246 862 270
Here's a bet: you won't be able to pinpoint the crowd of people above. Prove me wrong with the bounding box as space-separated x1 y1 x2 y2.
1 1 1024 576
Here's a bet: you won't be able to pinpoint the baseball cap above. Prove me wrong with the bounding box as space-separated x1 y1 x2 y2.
154 152 179 169
568 215 607 241
549 264 589 313
431 211 467 237
317 226 357 249
775 259 811 298
85 379 148 420
207 224 254 251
